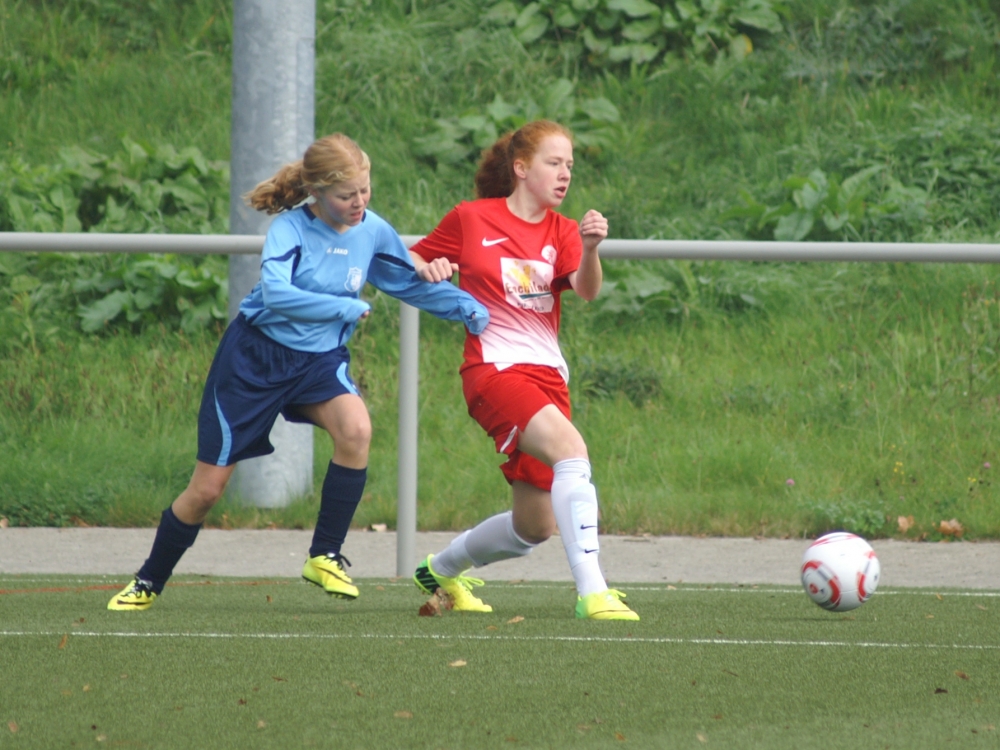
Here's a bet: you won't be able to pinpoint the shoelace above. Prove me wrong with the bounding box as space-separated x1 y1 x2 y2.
453 574 486 592
131 578 154 596
605 589 627 601
324 553 352 570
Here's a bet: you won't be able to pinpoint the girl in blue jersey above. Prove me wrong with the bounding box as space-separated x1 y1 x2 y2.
109 133 487 611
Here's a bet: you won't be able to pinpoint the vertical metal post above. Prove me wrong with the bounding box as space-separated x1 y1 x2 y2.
396 302 420 575
227 0 316 507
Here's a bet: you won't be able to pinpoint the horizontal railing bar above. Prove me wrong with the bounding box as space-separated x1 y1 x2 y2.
0 233 996 263
0 232 265 255
592 239 1000 263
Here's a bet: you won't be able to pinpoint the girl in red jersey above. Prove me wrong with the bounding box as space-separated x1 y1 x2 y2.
410 120 638 620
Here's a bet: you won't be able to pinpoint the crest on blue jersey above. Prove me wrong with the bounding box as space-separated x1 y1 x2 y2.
345 267 363 293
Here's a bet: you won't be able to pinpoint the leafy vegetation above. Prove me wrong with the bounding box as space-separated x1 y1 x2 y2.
485 0 783 66
0 139 229 343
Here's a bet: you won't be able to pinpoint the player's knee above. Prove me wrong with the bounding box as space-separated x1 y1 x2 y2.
192 483 225 509
336 418 371 455
514 516 556 544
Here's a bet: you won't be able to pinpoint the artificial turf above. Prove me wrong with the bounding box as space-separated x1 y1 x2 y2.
2 575 998 749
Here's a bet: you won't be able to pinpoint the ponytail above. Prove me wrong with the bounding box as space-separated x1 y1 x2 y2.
244 161 310 214
474 133 514 199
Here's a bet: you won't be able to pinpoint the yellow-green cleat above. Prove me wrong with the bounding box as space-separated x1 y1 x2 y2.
302 553 359 599
575 589 640 621
107 577 157 611
413 554 492 612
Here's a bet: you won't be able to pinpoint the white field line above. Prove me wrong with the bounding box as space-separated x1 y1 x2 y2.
3 578 1000 597
1 629 999 650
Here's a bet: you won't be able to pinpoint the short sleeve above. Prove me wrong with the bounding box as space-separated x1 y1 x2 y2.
411 206 464 265
551 214 582 293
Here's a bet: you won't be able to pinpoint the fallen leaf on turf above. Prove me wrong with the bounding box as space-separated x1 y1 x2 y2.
83 684 90 692
8 722 18 733
58 634 67 649
418 599 440 617
937 518 964 537
667 585 677 590
237 699 247 706
272 676 286 682
375 585 385 591
616 732 626 741
266 595 272 603
449 660 467 668
61 690 72 696
926 614 934 619
955 671 970 680
935 688 948 694
486 625 498 631
394 711 413 719
505 737 518 742
712 714 723 720
897 515 914 533
256 720 267 729
507 616 524 624
437 589 455 610
976 604 987 611
936 593 944 601
697 733 707 743
96 734 106 742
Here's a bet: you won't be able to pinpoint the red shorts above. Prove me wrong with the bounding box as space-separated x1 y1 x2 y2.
461 363 571 491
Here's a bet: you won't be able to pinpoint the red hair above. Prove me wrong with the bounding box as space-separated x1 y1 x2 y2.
474 120 573 199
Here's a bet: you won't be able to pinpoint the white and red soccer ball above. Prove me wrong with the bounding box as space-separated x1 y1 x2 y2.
801 532 880 612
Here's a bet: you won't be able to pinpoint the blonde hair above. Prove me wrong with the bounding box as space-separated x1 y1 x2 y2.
474 120 573 199
244 133 372 214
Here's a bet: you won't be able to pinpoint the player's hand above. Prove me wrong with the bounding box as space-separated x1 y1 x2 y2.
417 257 459 283
579 209 608 252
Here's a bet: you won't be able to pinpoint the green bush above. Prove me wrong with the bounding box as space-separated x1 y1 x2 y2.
412 78 620 167
0 139 229 346
485 0 784 66
721 167 928 241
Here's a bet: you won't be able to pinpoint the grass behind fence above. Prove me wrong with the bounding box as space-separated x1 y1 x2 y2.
4 262 1000 538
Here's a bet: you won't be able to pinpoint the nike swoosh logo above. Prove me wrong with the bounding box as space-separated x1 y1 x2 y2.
580 525 597 529
482 237 509 247
583 548 598 554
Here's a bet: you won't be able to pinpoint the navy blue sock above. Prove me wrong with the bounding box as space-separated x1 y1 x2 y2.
309 462 367 558
137 506 202 594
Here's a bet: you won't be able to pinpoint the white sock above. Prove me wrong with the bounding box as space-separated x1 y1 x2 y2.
431 511 535 578
551 458 607 597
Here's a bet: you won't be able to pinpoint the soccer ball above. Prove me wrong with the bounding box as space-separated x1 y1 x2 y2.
800 532 880 612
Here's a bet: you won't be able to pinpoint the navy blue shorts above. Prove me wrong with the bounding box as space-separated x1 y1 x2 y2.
196 314 361 466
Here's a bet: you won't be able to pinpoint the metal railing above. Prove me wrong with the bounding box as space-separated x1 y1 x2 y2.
2 231 998 573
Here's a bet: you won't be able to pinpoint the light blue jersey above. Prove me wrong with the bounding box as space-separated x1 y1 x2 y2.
239 205 487 352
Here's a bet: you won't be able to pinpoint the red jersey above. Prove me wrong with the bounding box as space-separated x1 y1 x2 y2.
413 198 583 381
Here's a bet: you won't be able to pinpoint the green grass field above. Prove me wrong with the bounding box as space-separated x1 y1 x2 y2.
3 574 998 748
